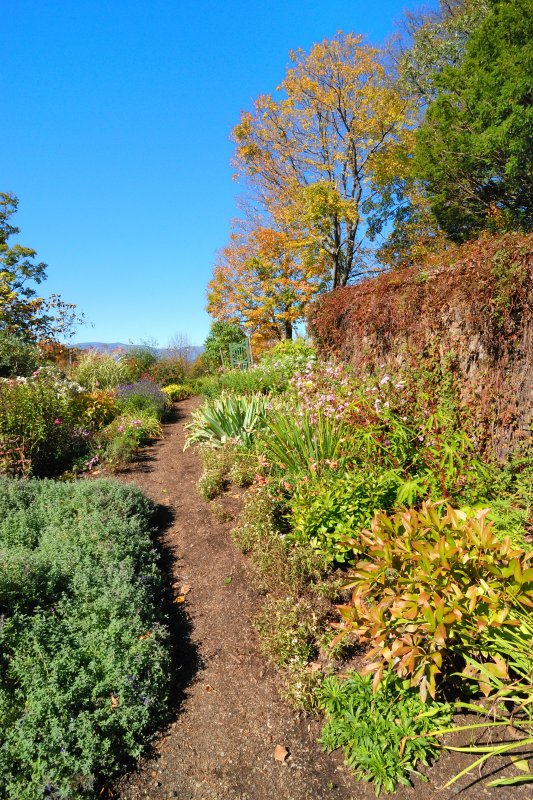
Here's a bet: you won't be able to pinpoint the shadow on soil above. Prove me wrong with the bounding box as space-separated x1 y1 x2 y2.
101 407 202 797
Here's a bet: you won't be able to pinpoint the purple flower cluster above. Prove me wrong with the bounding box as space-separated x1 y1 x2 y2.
116 379 168 412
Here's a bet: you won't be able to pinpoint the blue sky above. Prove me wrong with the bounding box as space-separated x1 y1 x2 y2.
2 0 416 347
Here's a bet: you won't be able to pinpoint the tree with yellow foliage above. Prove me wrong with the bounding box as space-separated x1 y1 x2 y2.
232 33 415 287
207 226 324 341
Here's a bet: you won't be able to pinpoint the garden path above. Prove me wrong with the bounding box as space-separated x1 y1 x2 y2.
112 399 530 800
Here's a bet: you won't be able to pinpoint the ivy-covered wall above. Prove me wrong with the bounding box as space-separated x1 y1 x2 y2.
309 233 532 456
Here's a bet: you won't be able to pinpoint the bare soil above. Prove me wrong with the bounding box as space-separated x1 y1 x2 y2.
110 399 532 800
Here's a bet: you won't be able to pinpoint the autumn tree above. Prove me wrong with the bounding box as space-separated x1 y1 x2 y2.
0 192 81 340
232 33 415 287
207 227 324 341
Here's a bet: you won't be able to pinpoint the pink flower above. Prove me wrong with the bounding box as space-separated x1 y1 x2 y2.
54 418 62 425
118 424 125 433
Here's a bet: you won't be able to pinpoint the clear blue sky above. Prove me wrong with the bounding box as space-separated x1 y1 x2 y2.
2 0 416 347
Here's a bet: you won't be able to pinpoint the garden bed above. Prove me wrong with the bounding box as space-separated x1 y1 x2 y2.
0 477 171 799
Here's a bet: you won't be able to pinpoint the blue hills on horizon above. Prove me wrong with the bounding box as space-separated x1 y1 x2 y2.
73 342 204 360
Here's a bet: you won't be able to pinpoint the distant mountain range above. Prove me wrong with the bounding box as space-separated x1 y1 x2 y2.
73 342 204 360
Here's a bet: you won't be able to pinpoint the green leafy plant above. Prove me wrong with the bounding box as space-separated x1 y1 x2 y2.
149 356 186 387
100 411 162 466
231 486 328 594
336 502 533 700
438 611 533 789
194 368 281 399
0 478 171 799
0 368 89 476
288 468 400 564
257 339 316 383
184 393 267 450
318 670 452 795
406 611 533 790
0 333 42 377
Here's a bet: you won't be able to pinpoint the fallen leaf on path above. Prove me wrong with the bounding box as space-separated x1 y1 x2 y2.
306 661 322 673
223 576 233 585
274 745 289 762
179 584 191 595
205 684 214 693
174 595 186 603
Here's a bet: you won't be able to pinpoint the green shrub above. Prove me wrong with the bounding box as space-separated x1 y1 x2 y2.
485 456 532 546
0 478 171 799
255 595 326 710
101 412 162 467
185 393 268 450
197 445 258 500
257 339 316 382
73 351 130 391
149 356 186 387
0 333 42 377
194 368 281 399
116 380 169 420
337 501 533 700
290 359 492 506
197 446 228 500
288 469 400 564
0 368 88 476
318 671 452 795
121 346 158 381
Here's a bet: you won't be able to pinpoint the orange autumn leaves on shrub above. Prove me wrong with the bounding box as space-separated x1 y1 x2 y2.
334 501 533 701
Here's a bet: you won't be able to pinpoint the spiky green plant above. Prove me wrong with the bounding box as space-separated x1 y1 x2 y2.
260 408 348 476
184 393 267 450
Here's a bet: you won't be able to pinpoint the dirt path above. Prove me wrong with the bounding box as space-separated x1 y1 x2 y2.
112 399 530 800
112 398 356 800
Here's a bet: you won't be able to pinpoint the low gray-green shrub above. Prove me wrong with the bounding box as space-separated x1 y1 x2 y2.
0 478 171 799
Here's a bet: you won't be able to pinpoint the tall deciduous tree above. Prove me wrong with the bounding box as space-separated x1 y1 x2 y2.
207 227 324 341
0 193 81 340
232 33 415 287
413 0 533 240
